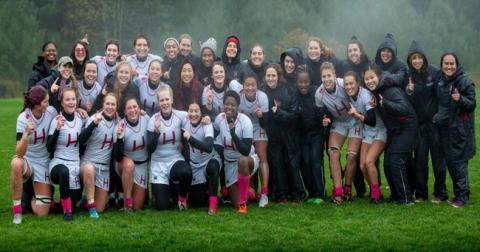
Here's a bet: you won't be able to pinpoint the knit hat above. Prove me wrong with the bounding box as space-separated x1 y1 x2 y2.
57 56 73 67
200 38 217 53
164 37 179 49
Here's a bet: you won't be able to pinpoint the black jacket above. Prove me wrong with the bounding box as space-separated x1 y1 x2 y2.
434 66 476 161
375 33 407 78
161 54 184 88
297 85 325 138
36 69 73 112
28 56 54 90
305 55 340 87
238 60 268 84
339 57 371 83
221 35 242 81
405 40 441 125
263 84 299 139
280 47 304 92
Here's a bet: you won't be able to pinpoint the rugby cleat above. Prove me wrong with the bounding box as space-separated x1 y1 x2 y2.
259 194 269 208
237 204 248 214
12 214 22 225
63 212 73 222
89 207 100 219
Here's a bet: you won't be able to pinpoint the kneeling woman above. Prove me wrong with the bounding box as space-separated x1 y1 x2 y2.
47 89 85 221
214 91 259 214
113 97 150 212
147 86 192 210
363 64 417 204
182 101 220 215
11 86 57 224
79 93 118 216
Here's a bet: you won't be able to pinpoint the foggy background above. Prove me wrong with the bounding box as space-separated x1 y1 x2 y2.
0 0 479 97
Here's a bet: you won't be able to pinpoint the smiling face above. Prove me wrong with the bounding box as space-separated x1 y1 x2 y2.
34 94 50 114
265 67 279 89
83 63 97 86
344 75 359 97
188 103 202 124
105 44 119 64
43 43 57 62
283 55 295 74
442 54 457 78
410 53 424 71
250 46 264 66
59 64 73 80
347 43 361 64
124 98 140 123
74 43 86 62
180 38 192 56
364 70 380 91
165 40 179 60
307 40 322 61
297 72 310 95
148 61 162 83
223 96 238 119
157 89 173 115
243 77 257 100
61 90 77 114
212 64 225 86
321 68 336 91
202 48 214 68
181 63 194 84
102 95 117 118
380 48 393 64
134 38 149 58
226 42 237 59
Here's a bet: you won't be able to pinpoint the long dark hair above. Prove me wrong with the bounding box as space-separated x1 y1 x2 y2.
174 59 202 110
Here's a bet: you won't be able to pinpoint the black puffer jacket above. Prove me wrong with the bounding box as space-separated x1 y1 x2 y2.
372 74 417 153
434 66 476 161
161 54 184 88
28 56 54 90
305 55 340 87
238 60 268 84
280 47 304 92
221 35 242 81
297 85 325 138
405 40 441 125
263 84 299 139
375 33 407 78
339 56 371 83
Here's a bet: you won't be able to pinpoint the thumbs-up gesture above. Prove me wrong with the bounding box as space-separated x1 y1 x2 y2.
322 115 331 127
451 88 460 102
406 77 415 93
255 104 263 118
378 94 384 107
272 99 279 113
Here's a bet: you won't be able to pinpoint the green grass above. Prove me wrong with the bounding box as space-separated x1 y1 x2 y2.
1 97 479 251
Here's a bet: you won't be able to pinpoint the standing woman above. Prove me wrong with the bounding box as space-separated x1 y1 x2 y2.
375 33 407 78
262 63 304 203
343 71 386 203
11 86 57 224
214 91 259 214
91 40 120 86
28 41 57 90
433 53 475 208
405 40 447 202
147 86 192 210
239 44 268 84
178 33 201 68
197 38 218 86
174 60 203 111
340 36 371 82
70 40 90 80
182 101 220 215
305 37 339 87
280 47 304 92
47 89 85 221
363 64 417 205
77 60 102 116
127 34 162 83
113 97 150 212
161 38 183 87
136 59 168 116
238 73 270 207
221 35 242 81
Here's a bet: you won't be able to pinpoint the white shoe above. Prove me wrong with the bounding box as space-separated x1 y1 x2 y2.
259 194 269 208
13 214 22 225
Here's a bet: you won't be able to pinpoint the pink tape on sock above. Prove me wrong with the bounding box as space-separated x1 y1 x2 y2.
334 187 344 196
261 186 268 195
125 198 133 207
238 175 250 205
13 204 22 215
209 196 217 209
61 198 72 213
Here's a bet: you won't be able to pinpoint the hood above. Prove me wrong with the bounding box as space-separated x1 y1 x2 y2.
32 56 52 75
221 35 241 65
406 39 429 71
375 33 398 68
280 47 304 72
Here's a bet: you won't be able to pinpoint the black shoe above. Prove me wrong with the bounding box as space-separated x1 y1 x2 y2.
63 212 73 221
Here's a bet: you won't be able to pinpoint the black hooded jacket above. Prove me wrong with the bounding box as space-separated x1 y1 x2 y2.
238 60 268 84
280 47 304 92
375 33 407 78
339 56 371 83
297 85 325 138
305 55 340 87
405 40 441 125
262 83 299 139
221 35 242 81
433 65 476 161
28 56 54 90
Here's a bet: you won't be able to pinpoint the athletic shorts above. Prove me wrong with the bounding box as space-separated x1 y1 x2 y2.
133 162 148 189
331 120 362 139
49 158 81 190
224 154 260 187
253 125 268 141
150 157 184 185
190 155 221 186
29 158 50 184
362 125 387 144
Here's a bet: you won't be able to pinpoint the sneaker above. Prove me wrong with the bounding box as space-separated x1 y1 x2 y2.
259 194 269 208
450 199 464 208
237 204 248 214
89 208 100 219
311 198 324 205
344 191 353 202
414 197 426 203
208 206 218 216
124 206 133 214
12 214 22 225
63 212 73 221
178 200 188 211
332 195 344 204
431 196 447 204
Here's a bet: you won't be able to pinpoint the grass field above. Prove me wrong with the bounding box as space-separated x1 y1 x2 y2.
0 97 479 251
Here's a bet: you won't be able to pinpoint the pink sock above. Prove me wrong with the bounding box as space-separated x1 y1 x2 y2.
238 175 250 205
13 204 22 215
261 186 268 195
334 186 344 196
178 195 187 203
343 185 352 193
221 186 228 197
371 184 381 199
61 198 72 213
125 198 133 207
209 196 217 209
87 202 96 210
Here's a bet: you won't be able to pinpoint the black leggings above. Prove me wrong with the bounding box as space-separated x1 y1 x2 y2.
188 159 220 207
151 160 192 210
50 164 82 208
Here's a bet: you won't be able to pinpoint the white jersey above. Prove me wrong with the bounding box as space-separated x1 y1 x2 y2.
201 80 243 118
115 115 150 162
49 112 84 161
182 119 215 165
91 55 116 86
127 54 163 83
213 112 254 162
147 110 187 163
348 87 385 130
135 78 168 116
82 115 117 164
16 106 57 163
77 80 102 113
238 90 269 129
315 78 354 123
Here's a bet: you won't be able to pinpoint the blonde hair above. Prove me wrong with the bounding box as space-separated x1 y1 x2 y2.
320 62 336 75
157 85 173 101
307 37 335 58
113 61 133 101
